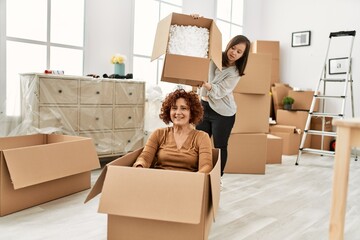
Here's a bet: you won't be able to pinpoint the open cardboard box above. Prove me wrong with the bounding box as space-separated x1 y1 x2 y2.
0 134 100 216
85 147 221 240
151 12 222 86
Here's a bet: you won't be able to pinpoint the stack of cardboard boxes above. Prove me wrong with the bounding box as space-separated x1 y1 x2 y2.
224 53 272 174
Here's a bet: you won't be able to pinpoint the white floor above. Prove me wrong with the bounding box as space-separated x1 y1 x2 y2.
1 153 360 240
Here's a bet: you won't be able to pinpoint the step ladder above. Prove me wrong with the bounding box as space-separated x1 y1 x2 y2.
295 30 356 165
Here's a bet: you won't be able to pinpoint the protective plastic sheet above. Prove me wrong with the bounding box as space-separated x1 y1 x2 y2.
2 73 146 158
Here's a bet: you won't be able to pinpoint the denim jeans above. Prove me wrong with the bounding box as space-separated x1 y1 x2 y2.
196 100 236 176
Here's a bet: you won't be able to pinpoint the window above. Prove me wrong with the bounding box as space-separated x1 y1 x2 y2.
133 0 188 97
3 0 85 116
216 0 244 50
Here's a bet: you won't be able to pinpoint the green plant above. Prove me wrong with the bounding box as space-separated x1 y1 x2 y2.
282 96 295 105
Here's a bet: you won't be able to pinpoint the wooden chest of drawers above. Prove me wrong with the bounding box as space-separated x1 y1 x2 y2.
20 73 145 157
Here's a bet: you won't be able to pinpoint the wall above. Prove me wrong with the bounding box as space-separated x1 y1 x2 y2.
244 0 360 117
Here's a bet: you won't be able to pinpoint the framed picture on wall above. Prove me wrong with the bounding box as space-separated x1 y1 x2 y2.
329 57 349 75
292 31 311 47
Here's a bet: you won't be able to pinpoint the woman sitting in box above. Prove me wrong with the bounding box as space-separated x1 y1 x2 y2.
133 88 213 173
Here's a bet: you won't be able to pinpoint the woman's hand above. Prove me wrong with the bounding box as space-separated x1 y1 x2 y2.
190 14 202 19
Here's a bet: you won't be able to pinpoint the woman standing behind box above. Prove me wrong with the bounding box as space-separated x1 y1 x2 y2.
133 89 213 173
196 34 251 177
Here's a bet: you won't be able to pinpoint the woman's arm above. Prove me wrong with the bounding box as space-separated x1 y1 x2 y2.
197 132 213 173
133 129 160 168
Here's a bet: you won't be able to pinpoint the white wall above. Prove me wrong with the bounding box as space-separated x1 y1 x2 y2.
244 0 360 117
83 0 360 117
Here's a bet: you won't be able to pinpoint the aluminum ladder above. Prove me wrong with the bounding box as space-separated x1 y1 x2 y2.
295 30 356 165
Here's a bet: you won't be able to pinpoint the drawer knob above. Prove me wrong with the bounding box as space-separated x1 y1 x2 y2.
129 92 133 96
128 116 132 120
96 91 100 94
95 117 99 121
58 89 62 93
127 140 131 143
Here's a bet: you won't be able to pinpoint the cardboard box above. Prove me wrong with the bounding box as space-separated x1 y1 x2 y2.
85 148 221 240
276 109 309 130
0 134 100 216
151 12 222 86
266 134 283 164
288 90 319 111
269 125 310 155
251 40 280 59
310 117 334 150
234 53 272 94
232 93 270 133
271 83 293 119
225 133 267 174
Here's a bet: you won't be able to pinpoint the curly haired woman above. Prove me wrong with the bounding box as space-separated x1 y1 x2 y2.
133 88 213 173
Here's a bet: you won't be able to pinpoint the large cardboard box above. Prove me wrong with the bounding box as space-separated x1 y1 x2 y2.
85 148 221 240
225 133 267 174
288 90 319 111
232 93 271 133
0 134 100 216
269 125 310 155
151 12 222 86
266 134 283 164
234 53 272 94
276 109 309 130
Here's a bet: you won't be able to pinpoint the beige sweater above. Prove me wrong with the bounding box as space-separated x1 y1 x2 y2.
133 127 213 173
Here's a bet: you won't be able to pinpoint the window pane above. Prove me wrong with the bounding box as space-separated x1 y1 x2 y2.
134 0 159 56
50 47 83 75
216 0 231 22
160 3 182 19
216 20 231 50
133 56 158 87
6 0 47 41
232 0 244 25
6 41 47 116
51 0 84 46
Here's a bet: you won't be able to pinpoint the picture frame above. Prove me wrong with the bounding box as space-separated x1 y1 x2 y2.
329 57 349 75
291 31 311 47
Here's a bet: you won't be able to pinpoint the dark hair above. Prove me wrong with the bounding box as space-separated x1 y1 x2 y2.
159 89 203 125
222 35 251 76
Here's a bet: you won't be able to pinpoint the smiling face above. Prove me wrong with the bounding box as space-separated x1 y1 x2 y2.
226 43 247 65
170 98 191 127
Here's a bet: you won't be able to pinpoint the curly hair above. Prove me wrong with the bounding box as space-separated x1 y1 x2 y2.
159 89 203 125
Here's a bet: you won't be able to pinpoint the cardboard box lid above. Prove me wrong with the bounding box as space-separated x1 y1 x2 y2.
269 125 298 133
2 134 100 190
151 12 222 71
98 166 206 224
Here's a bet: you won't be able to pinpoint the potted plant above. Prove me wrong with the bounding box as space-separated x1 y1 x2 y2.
282 96 295 110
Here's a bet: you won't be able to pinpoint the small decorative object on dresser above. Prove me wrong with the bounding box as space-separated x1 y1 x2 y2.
111 53 126 76
19 73 145 159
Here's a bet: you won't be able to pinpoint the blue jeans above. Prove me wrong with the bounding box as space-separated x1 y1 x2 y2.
196 100 235 176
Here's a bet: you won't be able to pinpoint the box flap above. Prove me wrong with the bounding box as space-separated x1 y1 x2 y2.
84 147 144 203
151 13 173 61
98 166 206 224
0 134 46 150
269 125 298 133
3 137 99 189
209 149 221 219
209 22 222 70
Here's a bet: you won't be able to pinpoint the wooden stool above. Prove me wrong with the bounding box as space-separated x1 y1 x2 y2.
329 118 360 240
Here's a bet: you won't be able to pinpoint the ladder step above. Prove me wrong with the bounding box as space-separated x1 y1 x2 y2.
301 148 335 156
305 130 337 137
321 78 347 82
310 112 343 118
314 95 345 99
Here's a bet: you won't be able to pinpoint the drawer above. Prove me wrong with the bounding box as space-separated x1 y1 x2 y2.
80 80 114 104
39 107 78 132
79 131 113 155
115 82 144 104
113 130 144 153
80 107 113 130
114 107 144 129
39 78 78 104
